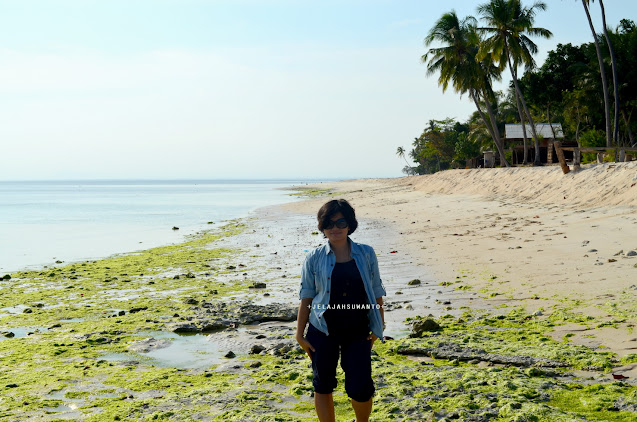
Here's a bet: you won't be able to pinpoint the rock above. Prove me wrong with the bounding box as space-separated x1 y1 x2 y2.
200 321 226 331
1 331 15 338
588 249 598 253
270 343 294 356
168 301 297 333
608 258 617 263
129 338 172 353
409 318 440 337
250 345 266 354
249 282 267 289
396 342 569 368
405 304 414 311
129 307 148 313
2 274 11 280
23 308 33 314
224 351 236 358
613 395 637 412
172 226 179 230
407 279 421 286
248 361 262 368
615 250 624 256
183 298 199 305
170 323 199 333
185 273 196 279
626 250 637 257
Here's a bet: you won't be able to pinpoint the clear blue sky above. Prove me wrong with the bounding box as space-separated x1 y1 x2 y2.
1 0 634 180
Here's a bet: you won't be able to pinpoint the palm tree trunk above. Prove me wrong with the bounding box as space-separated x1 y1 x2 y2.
576 106 582 146
599 0 620 146
507 55 541 165
622 108 635 147
471 90 509 167
514 89 529 164
582 0 612 147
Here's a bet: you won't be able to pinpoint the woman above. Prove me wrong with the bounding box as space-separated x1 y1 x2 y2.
296 199 385 422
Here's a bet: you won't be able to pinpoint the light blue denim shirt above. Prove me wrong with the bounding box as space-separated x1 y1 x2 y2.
299 238 386 339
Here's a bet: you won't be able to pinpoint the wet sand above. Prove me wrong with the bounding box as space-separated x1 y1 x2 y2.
218 204 479 339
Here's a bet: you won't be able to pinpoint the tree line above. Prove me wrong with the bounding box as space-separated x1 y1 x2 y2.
398 0 636 175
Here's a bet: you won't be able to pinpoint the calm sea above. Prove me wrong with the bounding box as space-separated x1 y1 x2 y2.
0 180 318 274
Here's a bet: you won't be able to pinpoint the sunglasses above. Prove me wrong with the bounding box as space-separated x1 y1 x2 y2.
324 218 349 230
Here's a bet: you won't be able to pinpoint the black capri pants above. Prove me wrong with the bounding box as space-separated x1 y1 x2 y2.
306 323 375 402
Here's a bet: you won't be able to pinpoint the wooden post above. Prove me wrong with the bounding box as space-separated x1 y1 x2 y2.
597 152 604 163
619 149 626 162
554 141 570 174
547 140 554 164
573 148 581 171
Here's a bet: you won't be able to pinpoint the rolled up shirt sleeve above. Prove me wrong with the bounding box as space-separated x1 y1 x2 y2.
299 254 317 300
370 249 386 298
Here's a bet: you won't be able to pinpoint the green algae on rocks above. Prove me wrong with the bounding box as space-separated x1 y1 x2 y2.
287 187 334 199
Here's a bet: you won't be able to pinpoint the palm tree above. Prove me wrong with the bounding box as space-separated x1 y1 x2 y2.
579 0 612 147
598 0 620 147
396 146 414 174
423 11 510 166
477 0 552 165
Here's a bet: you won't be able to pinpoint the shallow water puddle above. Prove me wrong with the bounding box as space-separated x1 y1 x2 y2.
0 304 30 314
43 389 117 419
103 329 250 369
58 317 86 323
0 326 48 339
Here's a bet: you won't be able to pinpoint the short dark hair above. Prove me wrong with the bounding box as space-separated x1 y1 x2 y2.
317 199 358 235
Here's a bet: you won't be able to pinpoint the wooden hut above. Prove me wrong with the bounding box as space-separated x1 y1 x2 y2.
504 123 571 164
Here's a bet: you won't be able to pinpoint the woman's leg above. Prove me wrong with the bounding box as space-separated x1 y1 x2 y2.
351 397 372 422
306 325 339 421
340 335 375 421
315 392 335 422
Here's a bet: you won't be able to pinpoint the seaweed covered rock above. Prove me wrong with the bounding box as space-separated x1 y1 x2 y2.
410 318 440 337
613 391 637 412
128 338 172 353
168 301 297 333
396 342 569 368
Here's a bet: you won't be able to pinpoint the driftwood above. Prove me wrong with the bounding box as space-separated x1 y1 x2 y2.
553 141 570 174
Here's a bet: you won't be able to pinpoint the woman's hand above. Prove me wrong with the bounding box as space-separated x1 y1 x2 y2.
367 333 379 348
296 334 315 360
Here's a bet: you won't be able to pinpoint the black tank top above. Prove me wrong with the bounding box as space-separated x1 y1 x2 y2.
324 259 370 337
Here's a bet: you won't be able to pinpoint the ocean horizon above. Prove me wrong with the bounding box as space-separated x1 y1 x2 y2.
0 179 328 274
